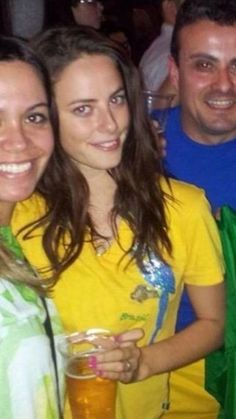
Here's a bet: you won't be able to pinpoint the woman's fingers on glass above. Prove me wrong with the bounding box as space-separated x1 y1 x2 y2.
114 328 144 344
91 345 141 383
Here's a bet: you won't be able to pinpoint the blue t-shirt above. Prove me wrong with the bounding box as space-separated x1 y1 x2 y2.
152 106 236 330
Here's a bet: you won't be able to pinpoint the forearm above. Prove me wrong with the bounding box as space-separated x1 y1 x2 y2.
137 317 224 381
92 284 225 384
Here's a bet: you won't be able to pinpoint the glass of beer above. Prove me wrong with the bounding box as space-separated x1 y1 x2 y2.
59 328 117 419
143 91 175 134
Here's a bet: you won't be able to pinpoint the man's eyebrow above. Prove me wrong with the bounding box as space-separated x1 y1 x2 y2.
189 53 218 62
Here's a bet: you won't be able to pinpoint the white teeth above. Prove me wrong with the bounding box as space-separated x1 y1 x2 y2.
208 99 234 106
96 140 116 145
99 140 116 147
0 162 31 174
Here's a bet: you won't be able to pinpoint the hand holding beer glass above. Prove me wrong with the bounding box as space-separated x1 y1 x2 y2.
59 329 118 419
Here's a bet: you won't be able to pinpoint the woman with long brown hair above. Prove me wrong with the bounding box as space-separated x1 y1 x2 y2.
13 26 225 419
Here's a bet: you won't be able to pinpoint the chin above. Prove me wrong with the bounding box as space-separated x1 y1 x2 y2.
8 188 35 203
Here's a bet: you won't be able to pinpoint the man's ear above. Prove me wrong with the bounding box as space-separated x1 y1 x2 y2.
169 56 180 90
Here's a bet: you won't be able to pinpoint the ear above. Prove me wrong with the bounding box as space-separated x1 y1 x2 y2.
169 56 180 90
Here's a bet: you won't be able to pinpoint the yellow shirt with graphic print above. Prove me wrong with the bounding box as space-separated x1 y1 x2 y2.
12 178 224 419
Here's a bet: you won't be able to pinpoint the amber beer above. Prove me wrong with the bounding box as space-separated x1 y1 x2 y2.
66 353 117 419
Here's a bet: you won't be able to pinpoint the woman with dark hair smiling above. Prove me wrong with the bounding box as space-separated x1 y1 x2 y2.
13 26 225 419
0 35 63 418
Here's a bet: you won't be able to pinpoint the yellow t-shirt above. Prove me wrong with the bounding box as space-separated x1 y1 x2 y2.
12 179 224 419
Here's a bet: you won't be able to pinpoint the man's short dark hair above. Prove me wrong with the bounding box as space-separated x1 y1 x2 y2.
171 0 236 63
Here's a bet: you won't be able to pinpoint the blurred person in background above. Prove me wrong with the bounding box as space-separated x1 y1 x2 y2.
140 0 182 92
70 0 104 30
132 1 162 65
101 19 132 58
0 0 45 39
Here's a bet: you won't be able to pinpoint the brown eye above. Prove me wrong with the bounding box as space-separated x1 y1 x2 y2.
73 105 91 116
110 93 126 105
26 113 48 124
195 61 213 72
230 62 236 74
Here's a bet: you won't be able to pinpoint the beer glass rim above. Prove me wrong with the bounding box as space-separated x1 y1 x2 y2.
142 90 175 99
58 328 117 358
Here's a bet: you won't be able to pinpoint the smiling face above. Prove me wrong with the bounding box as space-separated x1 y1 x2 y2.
170 20 236 144
0 60 54 221
54 54 130 180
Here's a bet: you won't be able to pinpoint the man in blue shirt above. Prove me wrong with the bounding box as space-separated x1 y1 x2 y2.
163 107 236 214
152 0 236 417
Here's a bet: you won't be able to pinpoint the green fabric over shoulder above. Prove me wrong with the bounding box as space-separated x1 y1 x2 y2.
0 226 24 260
205 206 236 419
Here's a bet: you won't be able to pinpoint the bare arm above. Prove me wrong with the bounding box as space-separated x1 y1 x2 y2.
137 282 225 380
93 281 225 382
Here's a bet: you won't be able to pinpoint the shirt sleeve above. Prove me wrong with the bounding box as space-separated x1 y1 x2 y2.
182 191 224 285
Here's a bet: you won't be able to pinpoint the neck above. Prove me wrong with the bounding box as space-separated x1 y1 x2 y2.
181 111 236 145
0 202 15 226
87 171 117 237
182 122 236 145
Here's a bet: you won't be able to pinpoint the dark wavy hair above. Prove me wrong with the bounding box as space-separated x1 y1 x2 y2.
171 0 236 64
29 25 172 276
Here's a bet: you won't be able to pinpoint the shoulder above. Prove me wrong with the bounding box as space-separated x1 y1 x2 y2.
161 178 222 260
161 177 211 216
12 193 47 234
161 176 205 199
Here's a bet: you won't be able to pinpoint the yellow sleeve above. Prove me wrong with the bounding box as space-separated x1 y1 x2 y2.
178 188 224 285
162 178 224 287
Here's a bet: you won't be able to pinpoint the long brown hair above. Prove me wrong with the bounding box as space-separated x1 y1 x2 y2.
28 26 172 275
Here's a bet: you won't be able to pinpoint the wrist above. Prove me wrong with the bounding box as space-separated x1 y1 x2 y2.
136 347 152 381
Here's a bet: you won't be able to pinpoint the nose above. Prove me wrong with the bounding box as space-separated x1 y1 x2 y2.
1 122 29 152
214 68 234 92
97 107 118 133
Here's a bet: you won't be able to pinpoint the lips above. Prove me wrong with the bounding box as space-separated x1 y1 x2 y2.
90 138 120 151
207 98 236 109
0 162 32 174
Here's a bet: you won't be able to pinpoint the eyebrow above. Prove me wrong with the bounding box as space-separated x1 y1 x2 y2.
189 53 219 62
68 87 125 106
28 102 49 111
111 87 125 96
0 102 49 113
